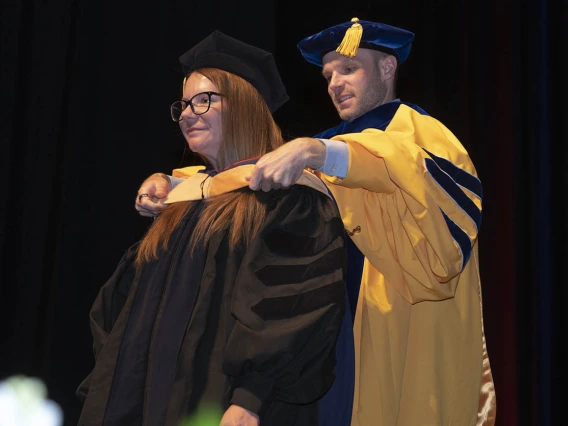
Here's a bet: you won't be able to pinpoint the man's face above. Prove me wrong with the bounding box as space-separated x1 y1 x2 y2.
321 49 388 122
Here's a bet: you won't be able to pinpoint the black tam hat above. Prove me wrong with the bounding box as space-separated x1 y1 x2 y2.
179 31 289 113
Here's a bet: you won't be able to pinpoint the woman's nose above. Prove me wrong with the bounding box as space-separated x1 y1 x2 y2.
180 103 197 120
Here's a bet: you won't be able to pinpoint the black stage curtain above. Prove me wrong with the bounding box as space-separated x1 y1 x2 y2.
0 0 565 425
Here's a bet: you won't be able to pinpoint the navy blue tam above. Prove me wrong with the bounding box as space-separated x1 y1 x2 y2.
179 30 289 113
297 18 415 67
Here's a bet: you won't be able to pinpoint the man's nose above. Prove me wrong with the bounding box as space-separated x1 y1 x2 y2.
328 73 343 92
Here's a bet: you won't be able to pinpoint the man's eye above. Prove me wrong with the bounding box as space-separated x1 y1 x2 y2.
345 67 356 73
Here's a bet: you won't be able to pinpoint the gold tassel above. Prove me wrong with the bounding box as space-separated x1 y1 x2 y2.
336 17 363 58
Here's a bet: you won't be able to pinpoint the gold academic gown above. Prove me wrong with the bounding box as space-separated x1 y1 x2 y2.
320 104 496 426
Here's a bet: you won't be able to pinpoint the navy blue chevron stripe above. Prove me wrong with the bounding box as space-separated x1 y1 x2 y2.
424 158 482 231
423 149 483 199
440 209 472 268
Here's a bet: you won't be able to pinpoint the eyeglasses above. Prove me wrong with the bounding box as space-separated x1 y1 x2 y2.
170 91 223 121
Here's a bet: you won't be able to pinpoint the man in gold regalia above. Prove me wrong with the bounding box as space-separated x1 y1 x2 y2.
136 18 497 426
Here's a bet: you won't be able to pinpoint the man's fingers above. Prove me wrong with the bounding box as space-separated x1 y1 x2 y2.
138 185 156 199
248 169 262 191
134 203 156 217
135 194 166 217
248 167 292 192
134 173 171 217
151 180 170 199
135 203 161 215
137 193 150 203
248 150 306 191
260 179 273 192
137 175 169 199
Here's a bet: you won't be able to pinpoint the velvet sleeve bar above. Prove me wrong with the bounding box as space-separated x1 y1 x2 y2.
223 185 347 415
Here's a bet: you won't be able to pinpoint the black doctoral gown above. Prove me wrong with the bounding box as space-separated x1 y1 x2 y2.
77 181 347 426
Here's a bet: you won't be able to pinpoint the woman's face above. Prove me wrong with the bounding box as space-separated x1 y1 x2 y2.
179 73 224 169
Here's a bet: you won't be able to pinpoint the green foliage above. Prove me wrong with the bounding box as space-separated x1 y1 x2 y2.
178 403 223 426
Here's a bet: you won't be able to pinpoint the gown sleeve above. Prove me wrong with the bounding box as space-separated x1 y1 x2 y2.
75 242 139 401
222 185 347 415
322 104 482 302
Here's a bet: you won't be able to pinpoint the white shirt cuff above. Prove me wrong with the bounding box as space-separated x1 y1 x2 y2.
316 138 348 178
169 176 185 189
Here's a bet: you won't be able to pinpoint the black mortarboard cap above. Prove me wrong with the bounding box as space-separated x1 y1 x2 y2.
179 30 289 113
297 18 415 67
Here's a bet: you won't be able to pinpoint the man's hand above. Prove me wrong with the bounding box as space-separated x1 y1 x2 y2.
135 173 171 217
247 137 326 192
219 405 259 426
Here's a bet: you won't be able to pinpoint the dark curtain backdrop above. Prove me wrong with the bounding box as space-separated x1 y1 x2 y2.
0 0 565 425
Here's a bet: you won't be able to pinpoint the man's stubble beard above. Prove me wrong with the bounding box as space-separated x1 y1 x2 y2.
336 73 387 122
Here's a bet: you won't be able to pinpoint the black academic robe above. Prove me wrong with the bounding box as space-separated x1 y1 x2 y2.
77 184 347 426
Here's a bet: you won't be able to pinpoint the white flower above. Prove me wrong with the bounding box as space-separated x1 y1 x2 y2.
0 376 62 426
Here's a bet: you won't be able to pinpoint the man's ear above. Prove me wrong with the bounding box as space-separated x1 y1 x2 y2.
381 55 398 81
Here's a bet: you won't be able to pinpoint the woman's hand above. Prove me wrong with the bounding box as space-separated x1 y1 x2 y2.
219 404 259 426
